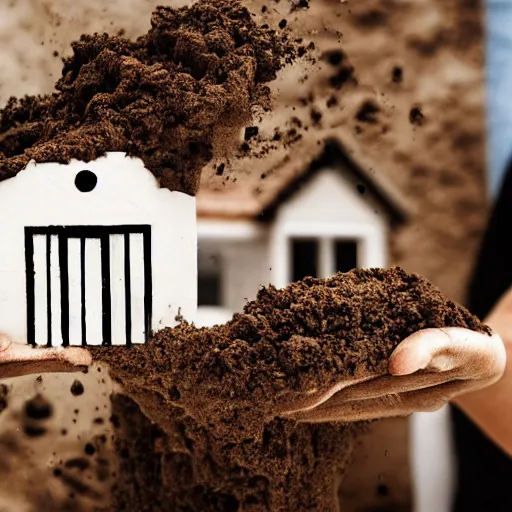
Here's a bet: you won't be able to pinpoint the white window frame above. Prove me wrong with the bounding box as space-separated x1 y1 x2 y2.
270 221 387 289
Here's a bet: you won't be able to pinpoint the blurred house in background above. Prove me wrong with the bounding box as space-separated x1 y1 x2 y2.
195 140 408 327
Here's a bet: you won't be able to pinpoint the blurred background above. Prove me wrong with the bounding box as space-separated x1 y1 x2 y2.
0 0 504 511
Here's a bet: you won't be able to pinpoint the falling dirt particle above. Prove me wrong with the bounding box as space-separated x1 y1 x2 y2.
327 96 338 108
392 66 403 83
261 6 267 13
410 106 426 126
53 468 63 477
354 9 387 28
310 109 323 124
64 458 90 471
329 66 355 89
322 49 345 66
356 100 380 124
24 394 53 420
291 0 310 9
244 126 259 140
357 184 366 194
215 163 226 176
61 429 68 436
84 443 96 456
291 117 303 128
24 425 47 437
52 50 59 57
70 380 84 396
0 384 8 413
279 19 287 29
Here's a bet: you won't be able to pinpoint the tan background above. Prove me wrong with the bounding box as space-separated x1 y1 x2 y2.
0 0 487 510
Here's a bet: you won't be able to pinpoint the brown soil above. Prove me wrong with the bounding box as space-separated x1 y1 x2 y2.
0 0 299 195
92 267 489 511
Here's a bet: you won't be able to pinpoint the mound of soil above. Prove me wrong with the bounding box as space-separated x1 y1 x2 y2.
92 267 489 511
0 0 298 195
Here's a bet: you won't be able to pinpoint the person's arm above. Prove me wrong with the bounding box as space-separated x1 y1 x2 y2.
453 286 512 457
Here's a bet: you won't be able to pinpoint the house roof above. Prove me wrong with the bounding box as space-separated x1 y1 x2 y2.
197 133 412 225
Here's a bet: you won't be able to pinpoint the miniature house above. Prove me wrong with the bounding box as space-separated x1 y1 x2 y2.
0 152 197 346
194 139 409 327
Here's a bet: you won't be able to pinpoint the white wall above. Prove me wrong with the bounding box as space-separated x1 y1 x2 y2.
223 239 271 314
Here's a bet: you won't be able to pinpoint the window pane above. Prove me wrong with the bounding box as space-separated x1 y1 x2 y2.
291 239 319 281
198 275 221 306
198 249 222 306
335 240 358 273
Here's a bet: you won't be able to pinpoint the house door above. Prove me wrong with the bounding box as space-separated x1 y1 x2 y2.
24 225 152 347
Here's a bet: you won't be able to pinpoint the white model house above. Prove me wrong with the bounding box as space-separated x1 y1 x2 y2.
0 152 196 347
195 138 409 327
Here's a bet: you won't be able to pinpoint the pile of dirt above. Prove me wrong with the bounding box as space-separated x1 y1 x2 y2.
92 267 489 511
0 0 299 195
102 394 357 512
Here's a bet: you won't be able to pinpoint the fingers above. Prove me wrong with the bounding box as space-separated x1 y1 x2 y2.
272 374 379 416
389 328 506 383
289 380 474 424
0 338 92 379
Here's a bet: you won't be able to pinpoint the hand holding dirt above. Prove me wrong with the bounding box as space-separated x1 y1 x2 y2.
91 267 498 435
2 266 495 512
276 327 505 423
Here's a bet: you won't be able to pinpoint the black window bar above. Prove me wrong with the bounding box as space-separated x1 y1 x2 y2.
25 225 152 348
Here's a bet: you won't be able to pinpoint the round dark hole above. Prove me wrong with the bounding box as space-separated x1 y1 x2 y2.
75 170 97 192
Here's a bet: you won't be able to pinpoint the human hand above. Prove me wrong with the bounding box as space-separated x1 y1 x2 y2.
0 333 91 379
275 327 506 423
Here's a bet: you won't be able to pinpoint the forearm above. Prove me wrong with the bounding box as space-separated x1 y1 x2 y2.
453 337 512 458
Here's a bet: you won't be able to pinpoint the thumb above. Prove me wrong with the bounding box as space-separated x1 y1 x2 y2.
388 328 505 381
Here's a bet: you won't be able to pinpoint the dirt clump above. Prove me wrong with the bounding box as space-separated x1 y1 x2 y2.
101 393 357 512
92 267 489 511
0 0 300 195
71 380 85 396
